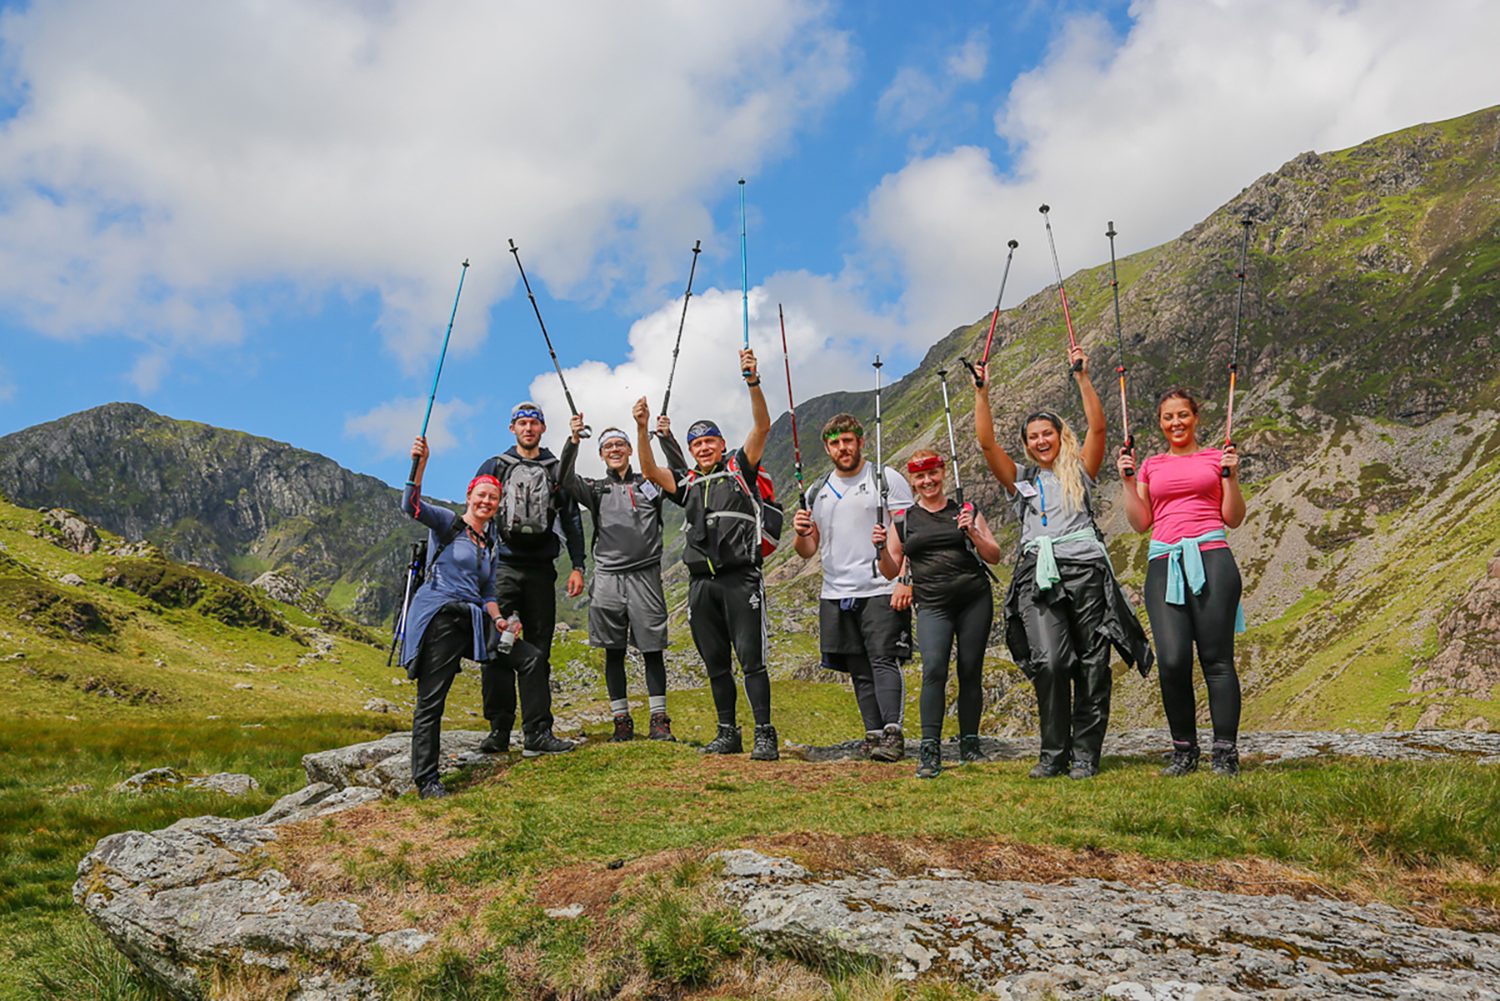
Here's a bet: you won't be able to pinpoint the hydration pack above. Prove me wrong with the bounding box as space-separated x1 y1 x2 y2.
493 452 561 546
683 453 784 568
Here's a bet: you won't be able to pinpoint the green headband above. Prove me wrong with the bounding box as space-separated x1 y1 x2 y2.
824 425 864 442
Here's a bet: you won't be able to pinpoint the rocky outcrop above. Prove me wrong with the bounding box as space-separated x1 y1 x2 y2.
1414 554 1500 695
114 768 261 796
40 507 101 553
717 849 1500 999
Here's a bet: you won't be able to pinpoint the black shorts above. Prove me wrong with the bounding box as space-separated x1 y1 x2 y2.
819 595 912 667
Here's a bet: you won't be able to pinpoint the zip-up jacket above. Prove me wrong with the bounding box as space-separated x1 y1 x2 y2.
558 439 666 574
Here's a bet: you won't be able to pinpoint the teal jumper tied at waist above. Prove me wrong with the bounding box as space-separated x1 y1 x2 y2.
1023 528 1110 590
1147 529 1246 633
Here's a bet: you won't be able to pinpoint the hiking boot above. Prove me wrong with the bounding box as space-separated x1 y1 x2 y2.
860 730 881 759
522 729 576 758
610 713 635 743
1160 741 1201 777
958 734 983 764
700 723 742 755
417 779 448 800
1028 759 1068 779
479 727 511 754
1069 758 1099 780
1211 740 1240 777
916 739 942 779
750 724 780 761
648 711 675 742
870 725 905 762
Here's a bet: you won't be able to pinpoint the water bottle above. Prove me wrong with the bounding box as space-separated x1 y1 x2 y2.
496 613 520 654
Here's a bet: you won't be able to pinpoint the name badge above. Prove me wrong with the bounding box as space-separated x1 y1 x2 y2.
1014 481 1039 499
640 482 660 500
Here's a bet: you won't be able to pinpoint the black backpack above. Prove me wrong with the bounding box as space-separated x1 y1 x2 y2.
492 452 562 546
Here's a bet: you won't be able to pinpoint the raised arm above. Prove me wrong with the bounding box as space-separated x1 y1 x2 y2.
1071 347 1107 480
557 419 594 509
973 363 1018 491
634 397 678 493
401 436 456 533
740 348 770 469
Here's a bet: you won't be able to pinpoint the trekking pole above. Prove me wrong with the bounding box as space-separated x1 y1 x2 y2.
960 239 1019 387
871 355 887 575
779 304 808 510
739 178 753 379
1039 205 1084 373
659 239 702 420
1222 213 1254 478
386 542 422 667
936 369 968 512
509 239 590 438
408 259 469 483
1105 221 1134 473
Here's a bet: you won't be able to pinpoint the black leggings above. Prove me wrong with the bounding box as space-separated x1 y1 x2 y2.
916 590 993 741
604 648 667 701
847 655 906 732
1145 547 1242 744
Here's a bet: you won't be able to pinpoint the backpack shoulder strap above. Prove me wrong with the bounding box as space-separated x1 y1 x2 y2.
427 515 468 570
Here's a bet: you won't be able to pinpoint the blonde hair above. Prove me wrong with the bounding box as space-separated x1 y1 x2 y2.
1023 415 1087 515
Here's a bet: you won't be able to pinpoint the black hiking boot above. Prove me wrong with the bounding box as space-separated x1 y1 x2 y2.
479 726 511 754
610 713 635 743
417 779 448 800
700 723 742 755
870 725 905 762
1211 740 1240 777
750 724 780 761
916 739 942 779
648 711 675 742
860 730 881 759
1069 758 1099 780
1160 740 1201 777
1028 758 1068 779
958 734 983 764
522 728 576 758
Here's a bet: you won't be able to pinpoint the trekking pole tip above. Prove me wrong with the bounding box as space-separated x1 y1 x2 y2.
692 239 702 252
739 177 746 186
461 258 470 268
937 367 947 379
507 238 518 252
1106 222 1117 238
1039 203 1050 215
1008 239 1019 249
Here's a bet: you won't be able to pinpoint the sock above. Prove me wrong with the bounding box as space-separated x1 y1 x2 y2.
610 698 629 715
649 695 667 713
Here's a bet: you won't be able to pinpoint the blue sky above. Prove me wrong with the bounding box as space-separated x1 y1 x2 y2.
1 0 1495 495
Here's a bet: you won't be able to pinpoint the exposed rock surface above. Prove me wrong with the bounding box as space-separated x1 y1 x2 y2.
40 507 101 553
301 728 499 795
252 569 313 610
1414 553 1500 695
716 849 1500 999
113 768 261 796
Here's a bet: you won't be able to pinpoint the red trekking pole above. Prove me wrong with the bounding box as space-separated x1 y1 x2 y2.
1105 221 1133 472
1039 204 1083 373
1222 214 1254 478
961 238 1019 387
778 304 808 510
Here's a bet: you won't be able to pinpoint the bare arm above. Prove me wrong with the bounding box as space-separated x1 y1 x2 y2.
873 517 903 580
1117 451 1153 532
967 510 1003 565
973 364 1018 492
1221 447 1246 528
1072 347 1107 480
792 504 820 559
633 397 677 493
740 348 770 468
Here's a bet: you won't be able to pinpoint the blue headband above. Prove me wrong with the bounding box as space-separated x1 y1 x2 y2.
686 420 722 444
510 402 545 424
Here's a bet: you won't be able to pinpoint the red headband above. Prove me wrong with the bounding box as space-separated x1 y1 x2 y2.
906 454 944 474
467 474 501 496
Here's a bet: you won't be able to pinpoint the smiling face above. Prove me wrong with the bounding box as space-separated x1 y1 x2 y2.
1157 395 1200 451
599 435 632 473
1025 419 1061 468
689 434 726 470
510 416 544 449
910 464 946 501
824 432 864 474
466 481 500 523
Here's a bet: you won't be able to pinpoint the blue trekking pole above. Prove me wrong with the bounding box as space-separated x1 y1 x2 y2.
407 259 470 483
739 177 752 378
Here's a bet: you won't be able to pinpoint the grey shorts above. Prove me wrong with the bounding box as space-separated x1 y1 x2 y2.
589 565 669 652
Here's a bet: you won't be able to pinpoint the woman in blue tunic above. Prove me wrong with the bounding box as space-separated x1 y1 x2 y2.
401 435 536 798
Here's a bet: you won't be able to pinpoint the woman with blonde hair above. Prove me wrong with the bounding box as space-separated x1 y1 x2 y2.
974 347 1152 779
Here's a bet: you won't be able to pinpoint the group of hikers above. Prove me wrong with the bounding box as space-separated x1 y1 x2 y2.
397 343 1245 800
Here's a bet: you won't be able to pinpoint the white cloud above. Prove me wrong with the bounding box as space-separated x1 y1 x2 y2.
345 396 478 459
0 0 852 369
876 28 989 133
946 30 989 83
127 353 169 394
857 0 1500 346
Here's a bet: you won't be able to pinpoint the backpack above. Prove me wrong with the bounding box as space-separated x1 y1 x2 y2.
684 453 785 562
493 453 561 546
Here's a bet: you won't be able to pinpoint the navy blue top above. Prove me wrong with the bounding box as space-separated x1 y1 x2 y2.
475 446 588 570
399 484 497 670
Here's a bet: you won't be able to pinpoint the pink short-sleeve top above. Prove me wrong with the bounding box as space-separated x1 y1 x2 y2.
1138 448 1229 550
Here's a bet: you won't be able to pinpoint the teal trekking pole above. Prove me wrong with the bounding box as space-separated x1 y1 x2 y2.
408 259 470 483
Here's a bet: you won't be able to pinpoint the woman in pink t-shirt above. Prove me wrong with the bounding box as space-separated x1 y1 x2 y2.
1118 389 1246 776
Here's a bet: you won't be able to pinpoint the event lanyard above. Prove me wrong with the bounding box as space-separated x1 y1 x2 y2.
1035 476 1048 527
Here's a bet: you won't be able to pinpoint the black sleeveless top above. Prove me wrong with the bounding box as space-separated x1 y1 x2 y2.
896 499 991 608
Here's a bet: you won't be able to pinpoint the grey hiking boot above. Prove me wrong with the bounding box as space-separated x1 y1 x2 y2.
750 724 780 761
958 734 983 764
860 730 881 759
916 739 942 779
1211 740 1240 777
870 725 905 762
1029 759 1068 779
700 723 742 755
417 779 448 800
648 711 675 742
1069 758 1099 780
610 713 635 743
1161 741 1201 777
522 729 576 758
479 726 511 754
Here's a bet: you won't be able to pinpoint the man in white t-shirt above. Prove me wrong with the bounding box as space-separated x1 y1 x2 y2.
791 412 914 761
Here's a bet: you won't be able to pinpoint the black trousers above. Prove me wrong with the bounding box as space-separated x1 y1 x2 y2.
687 568 771 726
1018 561 1113 769
916 589 993 741
485 562 558 734
411 606 468 788
1145 547 1242 745
821 597 909 732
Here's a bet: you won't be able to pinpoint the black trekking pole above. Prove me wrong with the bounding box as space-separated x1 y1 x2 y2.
936 368 969 512
407 259 470 483
1039 205 1084 373
960 239 1019 387
1105 221 1134 473
871 355 887 575
386 541 423 667
1222 214 1254 478
779 304 809 510
509 239 590 438
660 239 702 420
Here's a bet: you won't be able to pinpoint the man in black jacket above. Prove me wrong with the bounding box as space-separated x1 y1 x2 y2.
475 401 587 757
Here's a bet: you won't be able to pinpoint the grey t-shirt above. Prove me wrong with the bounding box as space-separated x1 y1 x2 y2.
1010 466 1104 563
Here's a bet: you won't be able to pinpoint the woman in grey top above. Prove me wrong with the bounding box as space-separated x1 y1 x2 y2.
974 348 1151 780
401 436 537 798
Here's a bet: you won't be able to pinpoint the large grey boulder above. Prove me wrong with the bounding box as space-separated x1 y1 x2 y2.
113 768 261 796
248 782 384 827
41 507 101 554
301 728 497 795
